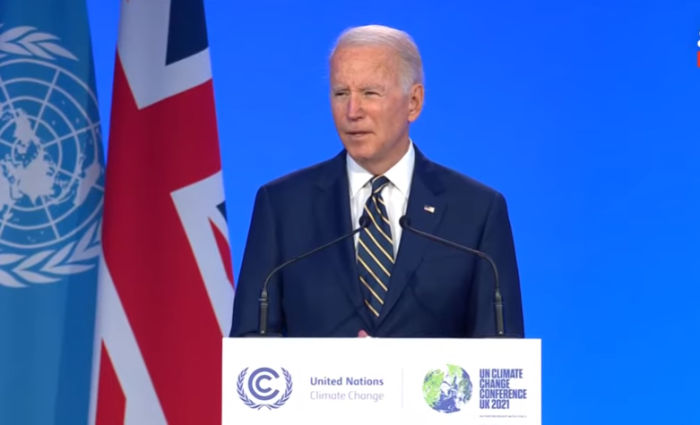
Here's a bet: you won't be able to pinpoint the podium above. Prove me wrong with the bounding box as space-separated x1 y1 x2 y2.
222 337 541 424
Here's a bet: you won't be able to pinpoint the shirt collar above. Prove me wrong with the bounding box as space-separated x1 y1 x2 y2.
347 140 415 199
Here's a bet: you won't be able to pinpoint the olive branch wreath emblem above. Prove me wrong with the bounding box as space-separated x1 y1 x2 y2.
0 23 102 288
0 220 102 288
236 367 293 410
0 24 77 61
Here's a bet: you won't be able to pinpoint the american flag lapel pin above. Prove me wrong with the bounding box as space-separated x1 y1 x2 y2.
423 205 435 213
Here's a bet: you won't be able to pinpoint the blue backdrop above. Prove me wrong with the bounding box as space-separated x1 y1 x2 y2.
87 1 700 424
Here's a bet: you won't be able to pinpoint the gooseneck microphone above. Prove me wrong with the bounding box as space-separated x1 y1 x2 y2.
257 215 371 336
398 215 506 337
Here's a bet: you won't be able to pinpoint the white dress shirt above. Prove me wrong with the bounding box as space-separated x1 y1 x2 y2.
347 142 415 257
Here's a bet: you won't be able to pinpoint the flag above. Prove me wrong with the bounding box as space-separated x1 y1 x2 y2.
0 1 105 424
88 0 233 424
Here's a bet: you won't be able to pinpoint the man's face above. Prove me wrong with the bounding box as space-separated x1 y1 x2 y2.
330 45 423 173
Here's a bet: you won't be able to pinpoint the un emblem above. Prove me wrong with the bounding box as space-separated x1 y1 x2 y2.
237 367 293 410
0 24 103 288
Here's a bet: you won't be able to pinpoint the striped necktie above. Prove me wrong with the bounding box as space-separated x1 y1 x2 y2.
357 175 394 319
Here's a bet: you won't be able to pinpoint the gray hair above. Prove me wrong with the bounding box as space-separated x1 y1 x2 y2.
330 25 424 93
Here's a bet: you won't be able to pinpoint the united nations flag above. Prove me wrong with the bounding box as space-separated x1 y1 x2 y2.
0 1 105 424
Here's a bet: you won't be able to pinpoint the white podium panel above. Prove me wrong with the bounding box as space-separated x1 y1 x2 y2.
222 338 541 425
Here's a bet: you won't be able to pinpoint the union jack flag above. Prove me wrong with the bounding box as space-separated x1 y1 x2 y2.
88 0 233 423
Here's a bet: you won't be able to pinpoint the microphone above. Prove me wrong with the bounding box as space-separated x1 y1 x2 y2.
398 215 506 338
256 215 371 336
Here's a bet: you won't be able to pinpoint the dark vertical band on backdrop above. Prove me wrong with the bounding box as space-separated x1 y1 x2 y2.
166 0 208 65
217 201 227 221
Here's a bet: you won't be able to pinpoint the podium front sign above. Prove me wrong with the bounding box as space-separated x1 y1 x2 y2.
222 338 541 424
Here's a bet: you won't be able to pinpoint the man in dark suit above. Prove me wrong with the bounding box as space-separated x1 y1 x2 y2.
229 25 524 338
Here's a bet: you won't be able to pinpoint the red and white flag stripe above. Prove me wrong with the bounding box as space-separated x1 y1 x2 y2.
89 0 233 423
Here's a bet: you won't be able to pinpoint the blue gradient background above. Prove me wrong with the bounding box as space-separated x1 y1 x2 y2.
85 1 700 424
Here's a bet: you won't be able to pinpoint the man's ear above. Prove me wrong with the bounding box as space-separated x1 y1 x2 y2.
407 83 424 123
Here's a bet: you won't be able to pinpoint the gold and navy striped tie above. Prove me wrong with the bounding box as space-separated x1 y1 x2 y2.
357 175 394 319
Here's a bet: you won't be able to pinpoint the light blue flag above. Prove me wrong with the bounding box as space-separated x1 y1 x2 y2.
0 1 105 424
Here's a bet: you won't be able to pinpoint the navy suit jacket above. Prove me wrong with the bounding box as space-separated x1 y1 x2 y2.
229 146 525 338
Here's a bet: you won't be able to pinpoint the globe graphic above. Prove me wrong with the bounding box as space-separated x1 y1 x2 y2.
0 58 103 249
422 365 473 413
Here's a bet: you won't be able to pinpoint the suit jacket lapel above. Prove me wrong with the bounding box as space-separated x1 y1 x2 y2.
314 152 374 331
376 147 446 328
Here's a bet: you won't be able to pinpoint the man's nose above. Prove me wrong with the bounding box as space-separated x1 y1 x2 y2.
346 93 364 120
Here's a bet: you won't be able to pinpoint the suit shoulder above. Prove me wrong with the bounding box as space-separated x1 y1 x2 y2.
428 160 504 201
424 159 512 227
257 153 342 196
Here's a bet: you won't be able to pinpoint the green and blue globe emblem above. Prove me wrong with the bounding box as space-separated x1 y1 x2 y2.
422 364 473 413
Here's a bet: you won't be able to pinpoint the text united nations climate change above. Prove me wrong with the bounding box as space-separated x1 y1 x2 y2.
310 376 385 403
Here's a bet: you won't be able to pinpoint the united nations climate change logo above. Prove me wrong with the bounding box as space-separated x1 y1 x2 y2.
237 367 293 410
422 364 473 413
0 24 103 288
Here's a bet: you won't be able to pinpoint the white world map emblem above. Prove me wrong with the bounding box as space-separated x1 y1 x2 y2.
0 24 104 288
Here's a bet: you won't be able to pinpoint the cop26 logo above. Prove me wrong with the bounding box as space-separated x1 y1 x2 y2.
0 23 103 288
237 367 293 410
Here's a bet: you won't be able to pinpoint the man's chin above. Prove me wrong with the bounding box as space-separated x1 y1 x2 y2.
345 147 377 164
